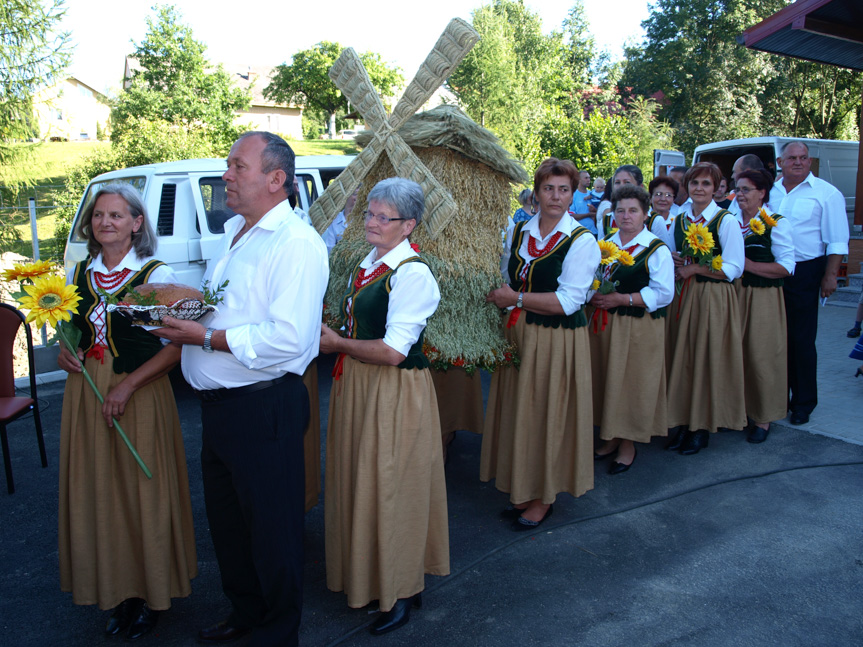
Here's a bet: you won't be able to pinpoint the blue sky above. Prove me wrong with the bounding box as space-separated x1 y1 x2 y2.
62 0 650 96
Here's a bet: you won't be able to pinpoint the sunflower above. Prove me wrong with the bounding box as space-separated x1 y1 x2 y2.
598 240 620 265
591 278 601 291
684 222 714 255
2 260 54 283
19 274 82 328
759 208 777 228
749 217 766 236
711 255 723 272
616 250 635 266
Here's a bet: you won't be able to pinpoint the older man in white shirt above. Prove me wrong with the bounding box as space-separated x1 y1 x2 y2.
773 141 849 425
156 131 328 646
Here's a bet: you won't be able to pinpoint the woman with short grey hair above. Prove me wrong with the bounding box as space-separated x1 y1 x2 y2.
320 176 449 636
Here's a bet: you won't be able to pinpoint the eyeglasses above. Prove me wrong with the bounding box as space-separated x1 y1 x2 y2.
652 192 674 199
736 186 760 194
363 210 407 225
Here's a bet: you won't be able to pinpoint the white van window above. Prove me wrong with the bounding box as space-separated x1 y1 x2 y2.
198 177 235 234
71 176 147 243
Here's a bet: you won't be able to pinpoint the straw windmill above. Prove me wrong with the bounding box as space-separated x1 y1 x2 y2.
316 19 529 389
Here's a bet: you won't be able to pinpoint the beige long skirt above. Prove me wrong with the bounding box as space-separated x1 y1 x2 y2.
736 282 788 424
303 361 321 512
325 357 450 612
59 357 197 610
589 309 668 442
480 315 594 504
431 366 484 435
667 279 747 433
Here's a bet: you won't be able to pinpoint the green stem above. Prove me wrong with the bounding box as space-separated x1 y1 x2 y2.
56 327 153 480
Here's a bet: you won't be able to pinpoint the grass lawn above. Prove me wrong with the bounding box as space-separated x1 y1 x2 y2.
290 139 359 156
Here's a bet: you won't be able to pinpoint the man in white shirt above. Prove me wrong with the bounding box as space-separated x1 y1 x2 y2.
155 131 329 646
773 141 849 425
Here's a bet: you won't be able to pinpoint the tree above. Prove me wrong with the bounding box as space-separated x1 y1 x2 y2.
264 42 404 138
111 4 250 153
0 0 71 176
620 0 785 156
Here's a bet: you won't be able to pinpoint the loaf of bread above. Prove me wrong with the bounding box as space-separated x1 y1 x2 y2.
125 283 205 306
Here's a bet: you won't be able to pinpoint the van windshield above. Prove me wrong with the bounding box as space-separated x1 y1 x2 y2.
71 177 147 243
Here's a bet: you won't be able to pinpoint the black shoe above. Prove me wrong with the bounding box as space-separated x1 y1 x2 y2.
848 326 861 338
680 430 709 455
105 598 143 637
501 503 527 518
855 368 863 378
747 426 769 444
126 603 159 641
512 504 554 531
198 621 252 644
609 447 636 474
789 411 810 425
369 594 422 636
665 427 689 451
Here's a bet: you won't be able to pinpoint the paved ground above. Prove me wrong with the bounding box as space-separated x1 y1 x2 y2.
1 305 861 646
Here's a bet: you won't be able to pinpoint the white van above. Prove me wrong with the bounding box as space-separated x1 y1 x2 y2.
654 136 858 220
63 155 354 286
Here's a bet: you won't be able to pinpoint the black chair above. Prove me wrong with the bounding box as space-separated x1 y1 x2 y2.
0 303 48 494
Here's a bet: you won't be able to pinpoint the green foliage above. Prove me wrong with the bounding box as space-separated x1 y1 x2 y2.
111 4 250 153
621 0 861 155
265 42 404 138
0 0 71 183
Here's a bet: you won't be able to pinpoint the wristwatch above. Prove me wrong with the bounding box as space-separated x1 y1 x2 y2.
628 294 634 307
203 328 215 353
516 292 524 309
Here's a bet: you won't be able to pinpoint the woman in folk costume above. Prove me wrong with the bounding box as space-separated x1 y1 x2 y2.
666 162 747 455
58 183 196 641
482 157 600 530
733 168 795 443
320 177 449 636
597 165 670 245
590 185 675 473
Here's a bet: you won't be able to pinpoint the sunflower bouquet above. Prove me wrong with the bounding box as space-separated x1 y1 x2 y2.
4 263 152 478
748 207 777 237
677 221 723 293
591 240 635 332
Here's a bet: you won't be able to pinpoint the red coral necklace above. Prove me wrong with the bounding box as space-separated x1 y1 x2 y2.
94 268 132 290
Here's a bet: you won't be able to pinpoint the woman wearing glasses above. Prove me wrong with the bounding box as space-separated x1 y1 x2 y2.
733 168 794 443
648 175 680 242
483 157 600 530
598 165 670 245
320 177 449 636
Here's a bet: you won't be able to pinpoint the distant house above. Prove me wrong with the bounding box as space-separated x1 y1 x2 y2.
123 57 303 139
32 77 110 141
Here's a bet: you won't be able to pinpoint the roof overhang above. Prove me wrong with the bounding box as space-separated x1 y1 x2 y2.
738 0 863 71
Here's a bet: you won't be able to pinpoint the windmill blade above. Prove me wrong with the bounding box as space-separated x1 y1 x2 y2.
389 18 479 131
384 136 458 240
309 140 384 233
328 47 389 133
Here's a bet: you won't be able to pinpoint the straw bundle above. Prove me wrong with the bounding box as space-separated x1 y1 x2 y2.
326 108 528 372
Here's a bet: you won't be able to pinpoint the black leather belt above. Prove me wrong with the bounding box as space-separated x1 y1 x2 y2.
195 373 296 402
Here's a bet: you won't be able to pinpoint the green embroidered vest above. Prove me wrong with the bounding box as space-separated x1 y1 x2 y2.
602 235 668 319
71 259 166 375
508 221 590 329
673 209 730 284
742 214 785 288
340 256 431 370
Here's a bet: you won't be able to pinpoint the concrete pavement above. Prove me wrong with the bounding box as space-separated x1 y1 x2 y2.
1 305 861 646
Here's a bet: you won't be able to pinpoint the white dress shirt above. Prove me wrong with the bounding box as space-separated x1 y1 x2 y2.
501 213 600 315
322 211 348 255
354 238 441 357
772 172 849 261
608 228 674 312
738 206 796 275
182 200 329 390
670 201 745 282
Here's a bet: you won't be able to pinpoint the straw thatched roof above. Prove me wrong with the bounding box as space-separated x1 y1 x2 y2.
355 105 528 187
